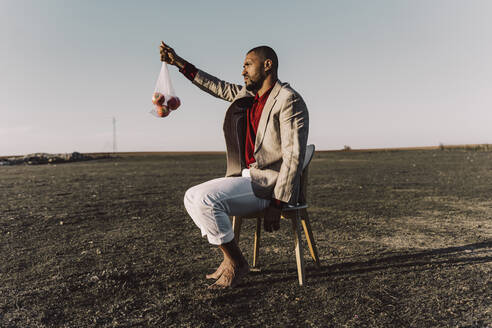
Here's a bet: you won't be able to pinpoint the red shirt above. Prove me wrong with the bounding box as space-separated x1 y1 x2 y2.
179 62 198 81
180 62 273 167
244 86 273 167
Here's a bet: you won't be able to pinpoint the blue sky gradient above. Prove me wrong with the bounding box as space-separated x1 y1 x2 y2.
2 0 491 155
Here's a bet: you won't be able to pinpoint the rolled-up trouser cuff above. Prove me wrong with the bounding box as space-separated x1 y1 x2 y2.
206 230 235 245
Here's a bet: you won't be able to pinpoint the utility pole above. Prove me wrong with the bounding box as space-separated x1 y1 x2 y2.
112 117 117 153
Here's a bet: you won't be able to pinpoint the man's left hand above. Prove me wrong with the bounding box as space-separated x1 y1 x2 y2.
264 204 281 232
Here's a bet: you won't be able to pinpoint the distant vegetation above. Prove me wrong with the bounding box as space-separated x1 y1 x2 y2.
438 143 492 151
331 144 492 153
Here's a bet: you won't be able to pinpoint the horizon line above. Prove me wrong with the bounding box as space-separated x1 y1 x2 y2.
2 143 491 159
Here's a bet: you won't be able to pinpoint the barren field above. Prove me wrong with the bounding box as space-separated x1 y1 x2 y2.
1 149 491 327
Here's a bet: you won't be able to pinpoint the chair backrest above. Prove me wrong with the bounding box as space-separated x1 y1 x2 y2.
302 144 315 170
298 144 315 204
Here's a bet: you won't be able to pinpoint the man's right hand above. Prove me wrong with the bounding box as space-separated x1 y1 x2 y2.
160 41 185 69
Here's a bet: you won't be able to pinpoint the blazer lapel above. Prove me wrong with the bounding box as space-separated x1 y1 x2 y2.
254 80 283 154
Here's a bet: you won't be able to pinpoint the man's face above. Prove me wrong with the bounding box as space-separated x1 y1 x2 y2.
242 51 266 92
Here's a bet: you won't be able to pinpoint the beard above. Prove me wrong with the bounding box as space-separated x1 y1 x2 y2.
245 75 265 92
245 79 261 92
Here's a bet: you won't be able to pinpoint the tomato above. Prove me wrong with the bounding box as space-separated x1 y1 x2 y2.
156 105 170 117
152 92 165 105
167 96 181 110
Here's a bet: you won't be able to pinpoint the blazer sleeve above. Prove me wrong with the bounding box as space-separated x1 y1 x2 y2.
273 93 309 204
192 69 243 103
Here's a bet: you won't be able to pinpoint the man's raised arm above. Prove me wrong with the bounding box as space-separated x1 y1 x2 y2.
160 41 243 102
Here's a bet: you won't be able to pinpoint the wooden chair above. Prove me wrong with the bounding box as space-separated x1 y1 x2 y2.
231 144 320 286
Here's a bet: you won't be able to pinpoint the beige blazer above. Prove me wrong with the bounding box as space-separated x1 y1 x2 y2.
192 70 309 205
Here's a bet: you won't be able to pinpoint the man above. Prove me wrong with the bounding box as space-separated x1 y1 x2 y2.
159 42 309 288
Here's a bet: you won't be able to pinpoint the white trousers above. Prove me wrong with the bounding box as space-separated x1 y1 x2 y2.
183 169 270 245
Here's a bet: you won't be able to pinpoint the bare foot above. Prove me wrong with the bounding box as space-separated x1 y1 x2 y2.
206 260 228 280
207 262 250 289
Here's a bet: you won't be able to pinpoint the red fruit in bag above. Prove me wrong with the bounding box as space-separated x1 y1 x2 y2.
167 96 181 110
152 92 165 105
156 105 170 117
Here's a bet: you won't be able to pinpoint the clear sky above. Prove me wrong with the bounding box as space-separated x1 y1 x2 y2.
2 0 491 156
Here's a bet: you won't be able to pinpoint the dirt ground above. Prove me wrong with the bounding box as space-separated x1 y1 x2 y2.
1 149 491 327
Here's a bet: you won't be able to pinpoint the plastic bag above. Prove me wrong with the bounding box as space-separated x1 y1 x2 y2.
150 62 181 117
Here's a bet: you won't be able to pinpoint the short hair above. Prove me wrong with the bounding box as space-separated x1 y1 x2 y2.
247 46 278 73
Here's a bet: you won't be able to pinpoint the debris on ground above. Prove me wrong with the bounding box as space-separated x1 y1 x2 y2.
0 152 111 166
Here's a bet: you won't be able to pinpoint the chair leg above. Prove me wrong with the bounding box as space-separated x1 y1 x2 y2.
291 212 305 286
253 217 261 268
232 216 242 243
300 210 321 268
